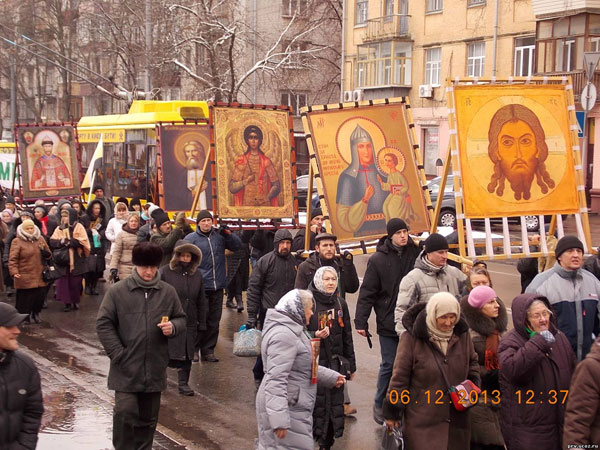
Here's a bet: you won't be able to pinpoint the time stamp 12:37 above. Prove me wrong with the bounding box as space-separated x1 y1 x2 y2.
388 389 569 405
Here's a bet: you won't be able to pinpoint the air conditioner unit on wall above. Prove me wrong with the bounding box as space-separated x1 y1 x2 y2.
352 89 363 102
343 91 353 102
419 84 433 98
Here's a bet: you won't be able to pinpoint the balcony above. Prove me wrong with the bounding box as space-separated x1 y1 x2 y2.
540 70 600 102
362 14 409 43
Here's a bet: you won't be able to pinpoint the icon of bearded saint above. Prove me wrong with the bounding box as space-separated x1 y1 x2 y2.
487 104 556 201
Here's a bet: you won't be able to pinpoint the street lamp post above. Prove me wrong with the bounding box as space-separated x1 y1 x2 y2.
581 52 600 186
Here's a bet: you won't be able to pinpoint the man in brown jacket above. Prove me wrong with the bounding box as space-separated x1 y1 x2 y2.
564 336 600 446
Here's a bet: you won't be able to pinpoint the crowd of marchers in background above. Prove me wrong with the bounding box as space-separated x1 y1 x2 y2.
3 193 600 450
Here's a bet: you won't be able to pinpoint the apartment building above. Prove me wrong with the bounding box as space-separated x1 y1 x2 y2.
342 0 535 177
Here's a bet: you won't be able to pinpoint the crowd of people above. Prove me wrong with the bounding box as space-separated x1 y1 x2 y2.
4 192 600 450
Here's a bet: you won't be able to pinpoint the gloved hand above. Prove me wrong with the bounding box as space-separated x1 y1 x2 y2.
69 239 81 249
342 250 353 264
219 225 231 236
246 318 257 329
110 269 119 282
540 330 555 344
174 212 187 229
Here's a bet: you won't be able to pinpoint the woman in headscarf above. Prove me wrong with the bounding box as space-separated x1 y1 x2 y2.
105 201 128 251
33 204 58 241
256 289 346 450
499 294 575 450
308 266 356 450
1 208 13 226
50 208 90 311
8 219 51 323
461 286 508 450
85 199 107 295
383 292 480 450
108 213 140 281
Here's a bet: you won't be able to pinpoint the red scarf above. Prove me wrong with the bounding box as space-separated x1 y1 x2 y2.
484 331 500 370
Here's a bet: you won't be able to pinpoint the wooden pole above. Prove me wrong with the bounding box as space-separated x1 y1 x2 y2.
430 143 452 235
189 147 212 220
304 163 314 251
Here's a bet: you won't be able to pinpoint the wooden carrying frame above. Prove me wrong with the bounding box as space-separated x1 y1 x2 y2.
438 76 593 262
300 97 435 254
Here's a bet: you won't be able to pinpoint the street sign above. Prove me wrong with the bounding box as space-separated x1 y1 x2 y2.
581 83 597 112
576 111 586 137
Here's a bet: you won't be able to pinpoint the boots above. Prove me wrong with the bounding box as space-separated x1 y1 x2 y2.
225 296 236 308
91 279 99 295
177 368 194 396
236 295 244 313
84 283 92 295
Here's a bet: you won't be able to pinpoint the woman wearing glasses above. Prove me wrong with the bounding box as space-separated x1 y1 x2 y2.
498 294 575 450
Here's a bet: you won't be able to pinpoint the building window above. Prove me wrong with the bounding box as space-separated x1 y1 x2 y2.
356 41 411 88
423 127 439 176
425 47 441 86
555 39 576 71
467 0 485 6
282 40 310 67
591 37 600 52
356 0 368 25
467 42 485 77
426 0 442 13
281 92 307 116
384 0 394 17
282 0 307 17
514 37 535 77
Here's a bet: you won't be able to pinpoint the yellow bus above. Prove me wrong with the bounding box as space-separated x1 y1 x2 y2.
77 100 209 202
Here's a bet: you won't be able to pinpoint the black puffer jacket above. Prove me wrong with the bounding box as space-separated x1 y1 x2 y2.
584 255 600 281
307 284 356 444
246 230 298 323
160 241 207 362
0 350 44 449
355 235 419 336
295 252 359 298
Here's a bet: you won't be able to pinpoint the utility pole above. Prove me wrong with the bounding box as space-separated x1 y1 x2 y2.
145 0 152 100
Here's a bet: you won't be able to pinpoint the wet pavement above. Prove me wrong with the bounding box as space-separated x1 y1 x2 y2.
6 214 598 449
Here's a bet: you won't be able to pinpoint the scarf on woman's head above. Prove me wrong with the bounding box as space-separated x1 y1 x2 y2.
313 266 338 295
275 289 311 326
426 292 461 355
17 222 41 242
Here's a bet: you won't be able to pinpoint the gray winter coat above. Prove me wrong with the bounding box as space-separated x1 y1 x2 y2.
395 251 466 335
256 309 341 450
96 270 186 392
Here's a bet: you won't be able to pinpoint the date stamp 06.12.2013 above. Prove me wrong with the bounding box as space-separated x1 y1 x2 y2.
387 389 569 406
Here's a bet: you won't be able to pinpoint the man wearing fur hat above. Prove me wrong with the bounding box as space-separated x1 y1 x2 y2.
526 235 600 360
395 232 466 336
184 209 241 362
291 207 325 252
97 242 186 449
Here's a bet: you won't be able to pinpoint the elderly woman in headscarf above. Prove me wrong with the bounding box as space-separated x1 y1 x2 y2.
8 219 51 323
460 286 508 450
256 289 346 450
50 208 91 311
499 294 575 450
307 266 356 450
383 292 480 450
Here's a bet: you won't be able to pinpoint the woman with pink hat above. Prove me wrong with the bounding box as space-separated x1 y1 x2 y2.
460 286 508 450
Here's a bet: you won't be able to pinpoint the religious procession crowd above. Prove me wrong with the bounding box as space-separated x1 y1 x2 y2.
3 190 600 450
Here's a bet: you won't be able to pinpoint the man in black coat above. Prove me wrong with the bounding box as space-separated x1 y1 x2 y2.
246 229 298 386
294 233 359 298
0 303 43 449
291 207 325 252
97 242 186 450
354 218 419 424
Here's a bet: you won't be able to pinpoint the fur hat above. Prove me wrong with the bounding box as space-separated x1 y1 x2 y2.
387 218 409 237
555 235 584 259
132 241 163 267
196 209 213 222
424 233 449 254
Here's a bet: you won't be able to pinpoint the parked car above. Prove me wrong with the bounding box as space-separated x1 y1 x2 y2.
296 174 319 210
426 176 551 232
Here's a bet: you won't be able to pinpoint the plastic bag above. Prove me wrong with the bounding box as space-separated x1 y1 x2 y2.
233 325 262 357
380 423 404 450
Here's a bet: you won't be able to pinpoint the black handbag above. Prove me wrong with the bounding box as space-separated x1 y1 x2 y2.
53 246 70 267
43 260 64 282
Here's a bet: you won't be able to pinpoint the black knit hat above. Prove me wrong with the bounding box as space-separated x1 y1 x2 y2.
387 218 409 237
424 233 449 254
132 241 163 267
196 209 213 222
311 208 323 220
555 235 584 259
116 197 129 207
152 209 170 228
